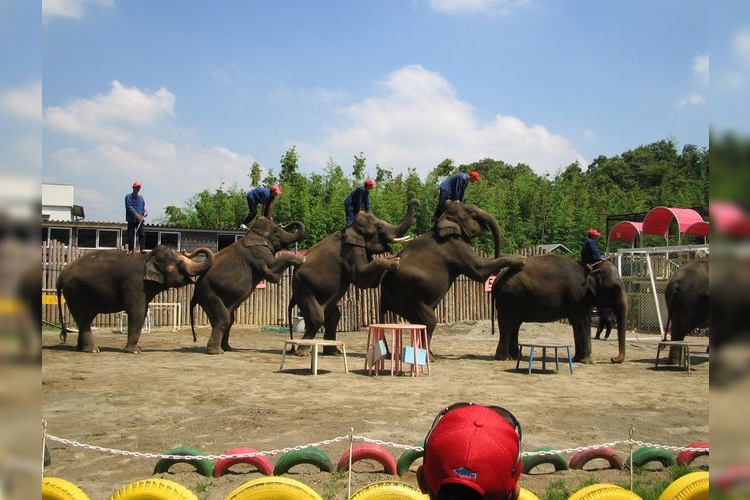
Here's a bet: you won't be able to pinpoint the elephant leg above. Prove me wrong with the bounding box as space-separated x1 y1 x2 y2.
204 297 231 355
296 299 325 357
495 316 521 360
667 320 689 364
124 310 147 354
221 309 237 352
75 315 100 353
571 314 593 363
322 305 342 355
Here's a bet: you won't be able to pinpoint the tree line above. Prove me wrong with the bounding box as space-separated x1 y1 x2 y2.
161 138 708 255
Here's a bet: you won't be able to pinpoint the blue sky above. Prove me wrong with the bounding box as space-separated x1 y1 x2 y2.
2 1 735 222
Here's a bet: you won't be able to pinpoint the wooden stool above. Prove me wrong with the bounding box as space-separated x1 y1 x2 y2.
366 324 430 376
279 339 348 375
516 343 573 374
654 341 709 372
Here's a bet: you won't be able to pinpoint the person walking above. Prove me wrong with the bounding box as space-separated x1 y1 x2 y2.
344 178 376 225
581 228 604 267
433 171 481 222
240 185 281 230
125 181 147 254
594 307 614 340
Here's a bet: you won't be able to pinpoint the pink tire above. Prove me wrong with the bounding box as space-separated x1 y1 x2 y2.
675 441 708 466
213 447 273 477
337 444 397 475
569 447 624 471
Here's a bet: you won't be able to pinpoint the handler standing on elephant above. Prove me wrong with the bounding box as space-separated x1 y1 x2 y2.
432 170 481 222
240 184 281 230
125 181 147 254
581 228 604 267
344 178 376 225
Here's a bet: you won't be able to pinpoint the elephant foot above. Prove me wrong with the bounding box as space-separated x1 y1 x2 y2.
494 353 510 361
122 345 141 354
206 345 224 355
322 346 342 356
80 346 101 353
574 356 594 364
221 343 233 352
294 345 311 357
610 355 625 364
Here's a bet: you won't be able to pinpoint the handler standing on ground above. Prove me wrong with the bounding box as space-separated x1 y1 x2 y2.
344 178 376 225
125 181 147 254
433 171 481 222
240 185 281 230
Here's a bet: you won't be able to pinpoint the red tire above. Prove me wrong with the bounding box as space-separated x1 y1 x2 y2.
213 447 274 477
675 441 708 466
569 447 624 470
337 444 398 476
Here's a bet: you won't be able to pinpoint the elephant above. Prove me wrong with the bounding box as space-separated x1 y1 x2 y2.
379 201 525 352
190 217 306 354
491 254 628 364
664 256 708 364
57 245 214 353
288 199 420 354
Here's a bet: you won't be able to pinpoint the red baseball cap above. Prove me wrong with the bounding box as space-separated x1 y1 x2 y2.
132 181 142 188
419 403 522 499
271 185 282 195
588 228 601 237
470 171 481 181
364 178 377 187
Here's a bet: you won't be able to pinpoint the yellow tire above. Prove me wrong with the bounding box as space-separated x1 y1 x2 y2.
224 476 323 500
570 483 642 499
519 486 541 500
109 478 198 500
657 471 709 500
42 477 90 500
350 480 428 499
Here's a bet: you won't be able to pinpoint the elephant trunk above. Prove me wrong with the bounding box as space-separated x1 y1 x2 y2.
610 295 628 364
387 198 420 240
179 247 214 276
477 210 502 258
281 221 307 245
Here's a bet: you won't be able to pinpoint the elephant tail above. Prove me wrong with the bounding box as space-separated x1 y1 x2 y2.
189 293 198 343
287 296 296 340
55 274 68 344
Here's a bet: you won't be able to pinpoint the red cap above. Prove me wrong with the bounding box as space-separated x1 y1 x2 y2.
420 404 521 498
271 185 282 195
588 228 601 237
132 181 142 188
364 178 377 187
470 171 481 181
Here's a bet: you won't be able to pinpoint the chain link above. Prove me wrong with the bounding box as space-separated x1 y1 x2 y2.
46 432 707 462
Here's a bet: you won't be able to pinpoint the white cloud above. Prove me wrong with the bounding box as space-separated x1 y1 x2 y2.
426 0 530 15
678 93 706 107
0 81 42 123
733 30 750 66
44 80 175 143
582 129 595 140
295 65 584 177
693 54 709 86
43 0 114 24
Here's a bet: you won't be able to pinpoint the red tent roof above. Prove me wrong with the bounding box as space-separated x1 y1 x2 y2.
608 221 643 242
642 207 704 236
685 221 710 237
710 201 746 232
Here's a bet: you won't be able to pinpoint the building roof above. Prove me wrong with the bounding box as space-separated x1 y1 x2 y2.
536 243 572 254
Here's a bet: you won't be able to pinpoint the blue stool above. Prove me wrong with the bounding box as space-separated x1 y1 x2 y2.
516 343 573 374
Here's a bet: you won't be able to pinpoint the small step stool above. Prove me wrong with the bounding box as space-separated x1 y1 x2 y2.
279 339 348 375
516 343 574 374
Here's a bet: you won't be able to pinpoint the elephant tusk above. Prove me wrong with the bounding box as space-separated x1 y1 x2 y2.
392 236 412 243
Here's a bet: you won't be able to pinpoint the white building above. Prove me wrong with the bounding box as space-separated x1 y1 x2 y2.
42 183 84 222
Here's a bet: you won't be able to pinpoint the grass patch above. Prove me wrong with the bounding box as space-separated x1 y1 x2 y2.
321 469 348 499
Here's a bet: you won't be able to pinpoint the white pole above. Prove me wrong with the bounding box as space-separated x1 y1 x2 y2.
646 254 665 339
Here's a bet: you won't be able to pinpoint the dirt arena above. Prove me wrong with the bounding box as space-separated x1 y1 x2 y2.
41 320 709 499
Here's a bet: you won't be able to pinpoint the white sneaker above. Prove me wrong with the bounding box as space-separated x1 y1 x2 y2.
239 224 248 230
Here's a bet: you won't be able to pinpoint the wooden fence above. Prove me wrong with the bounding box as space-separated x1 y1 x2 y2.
42 241 548 332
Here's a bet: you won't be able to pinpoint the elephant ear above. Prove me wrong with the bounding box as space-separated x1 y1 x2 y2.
143 256 165 284
585 269 601 296
342 225 365 247
435 216 462 239
241 230 274 252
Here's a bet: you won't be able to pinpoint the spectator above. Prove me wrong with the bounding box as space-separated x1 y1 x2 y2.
417 402 523 500
240 185 281 230
581 228 604 267
344 178 376 226
594 307 614 340
125 181 147 254
433 171 481 222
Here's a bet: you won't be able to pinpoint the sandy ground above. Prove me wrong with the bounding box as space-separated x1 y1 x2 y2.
41 320 709 499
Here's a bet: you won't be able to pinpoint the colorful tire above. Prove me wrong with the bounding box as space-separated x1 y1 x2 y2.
675 441 709 466
152 446 214 477
213 447 273 477
518 487 541 500
349 480 428 499
570 483 641 499
225 476 323 500
569 447 624 470
625 447 676 470
337 443 398 475
658 471 709 500
42 477 90 500
714 465 750 491
273 447 333 475
522 447 569 474
109 478 198 500
397 447 424 477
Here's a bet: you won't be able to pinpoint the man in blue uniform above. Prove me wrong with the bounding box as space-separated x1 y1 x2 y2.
240 185 281 230
344 178 376 226
581 228 604 266
432 170 481 222
125 181 147 254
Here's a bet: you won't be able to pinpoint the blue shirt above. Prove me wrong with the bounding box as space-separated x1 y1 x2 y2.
247 187 274 205
439 173 470 201
581 237 603 264
124 193 146 223
345 186 371 213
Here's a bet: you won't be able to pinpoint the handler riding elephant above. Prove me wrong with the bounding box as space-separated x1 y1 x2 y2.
57 245 214 353
190 217 306 354
379 201 525 353
491 254 628 364
288 199 420 355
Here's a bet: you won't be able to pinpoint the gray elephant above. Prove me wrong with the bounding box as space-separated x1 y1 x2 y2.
190 217 306 354
379 201 525 352
288 199 419 354
664 256 708 364
57 245 214 353
492 255 628 363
